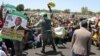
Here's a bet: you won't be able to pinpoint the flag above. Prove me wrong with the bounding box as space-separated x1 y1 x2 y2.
0 4 28 41
2 4 16 19
54 27 66 38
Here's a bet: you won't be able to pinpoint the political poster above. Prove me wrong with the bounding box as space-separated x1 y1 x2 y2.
0 11 28 41
2 4 16 19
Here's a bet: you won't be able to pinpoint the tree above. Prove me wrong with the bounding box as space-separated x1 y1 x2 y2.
88 11 95 16
96 12 100 15
81 7 88 15
53 9 61 13
36 9 40 12
41 9 48 12
64 9 70 13
16 4 24 11
73 12 81 15
25 8 31 11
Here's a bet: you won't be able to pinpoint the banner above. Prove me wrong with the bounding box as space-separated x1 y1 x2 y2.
54 27 66 38
0 11 28 41
2 4 16 19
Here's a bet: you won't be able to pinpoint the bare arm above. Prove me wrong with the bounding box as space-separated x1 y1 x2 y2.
48 4 53 18
34 19 42 27
71 31 76 48
87 36 92 56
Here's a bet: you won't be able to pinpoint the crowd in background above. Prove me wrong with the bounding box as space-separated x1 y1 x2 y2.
0 6 100 56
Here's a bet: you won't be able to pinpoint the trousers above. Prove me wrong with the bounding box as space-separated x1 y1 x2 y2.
13 41 23 56
42 34 56 52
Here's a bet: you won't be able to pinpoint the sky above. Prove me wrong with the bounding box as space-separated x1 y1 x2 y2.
0 0 100 12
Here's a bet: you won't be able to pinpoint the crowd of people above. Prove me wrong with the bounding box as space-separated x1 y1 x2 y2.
0 5 100 56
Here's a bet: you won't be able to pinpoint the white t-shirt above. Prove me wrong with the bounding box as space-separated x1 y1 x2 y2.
0 50 6 56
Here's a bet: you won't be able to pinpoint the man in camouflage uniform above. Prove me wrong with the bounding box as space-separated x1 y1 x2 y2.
34 5 56 53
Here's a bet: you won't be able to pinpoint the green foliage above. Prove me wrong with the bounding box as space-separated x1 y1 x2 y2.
25 8 31 11
88 11 95 16
53 9 61 13
96 12 100 15
64 9 70 13
81 7 88 15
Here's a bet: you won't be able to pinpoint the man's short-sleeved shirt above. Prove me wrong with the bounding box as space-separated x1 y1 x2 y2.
0 50 6 56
